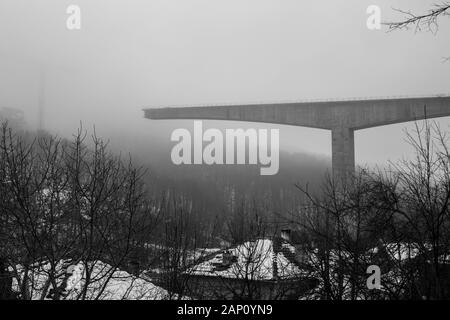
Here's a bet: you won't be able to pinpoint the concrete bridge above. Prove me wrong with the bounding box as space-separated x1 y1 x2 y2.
143 96 450 180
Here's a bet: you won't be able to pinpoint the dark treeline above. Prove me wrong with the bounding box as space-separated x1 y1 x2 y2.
139 148 329 231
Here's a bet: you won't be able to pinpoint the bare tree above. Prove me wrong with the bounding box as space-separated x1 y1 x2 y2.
387 2 450 32
291 170 397 300
386 2 450 60
0 123 159 300
292 116 450 300
370 118 450 299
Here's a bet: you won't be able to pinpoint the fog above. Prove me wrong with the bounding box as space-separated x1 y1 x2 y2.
1 0 449 168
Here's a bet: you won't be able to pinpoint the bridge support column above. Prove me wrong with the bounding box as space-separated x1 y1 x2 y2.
331 127 355 182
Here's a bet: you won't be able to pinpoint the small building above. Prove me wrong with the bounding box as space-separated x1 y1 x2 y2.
182 237 318 299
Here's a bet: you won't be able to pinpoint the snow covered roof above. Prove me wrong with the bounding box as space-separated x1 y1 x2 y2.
11 260 168 300
188 239 307 280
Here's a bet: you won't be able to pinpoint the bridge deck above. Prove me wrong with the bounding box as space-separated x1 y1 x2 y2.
143 96 450 180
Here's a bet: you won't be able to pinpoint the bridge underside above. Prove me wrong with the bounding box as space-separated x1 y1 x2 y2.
143 96 450 181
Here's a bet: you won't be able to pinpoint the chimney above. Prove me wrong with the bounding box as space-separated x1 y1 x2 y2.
272 250 278 280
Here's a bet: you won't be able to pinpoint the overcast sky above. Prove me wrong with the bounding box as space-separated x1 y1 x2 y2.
0 0 449 167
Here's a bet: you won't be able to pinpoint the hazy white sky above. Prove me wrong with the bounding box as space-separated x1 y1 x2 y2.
0 0 449 166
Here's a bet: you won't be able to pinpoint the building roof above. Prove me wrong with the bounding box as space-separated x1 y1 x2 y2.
188 239 307 281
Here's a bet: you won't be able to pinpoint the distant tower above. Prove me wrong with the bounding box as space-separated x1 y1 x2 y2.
38 68 45 131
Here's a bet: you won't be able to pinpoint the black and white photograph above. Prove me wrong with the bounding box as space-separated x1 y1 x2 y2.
1 0 450 313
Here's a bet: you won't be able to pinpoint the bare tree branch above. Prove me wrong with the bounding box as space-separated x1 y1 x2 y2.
385 3 450 33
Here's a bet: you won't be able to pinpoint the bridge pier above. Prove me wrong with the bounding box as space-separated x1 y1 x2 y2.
332 127 355 182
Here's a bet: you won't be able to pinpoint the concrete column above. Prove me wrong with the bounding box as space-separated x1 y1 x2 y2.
331 127 355 181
